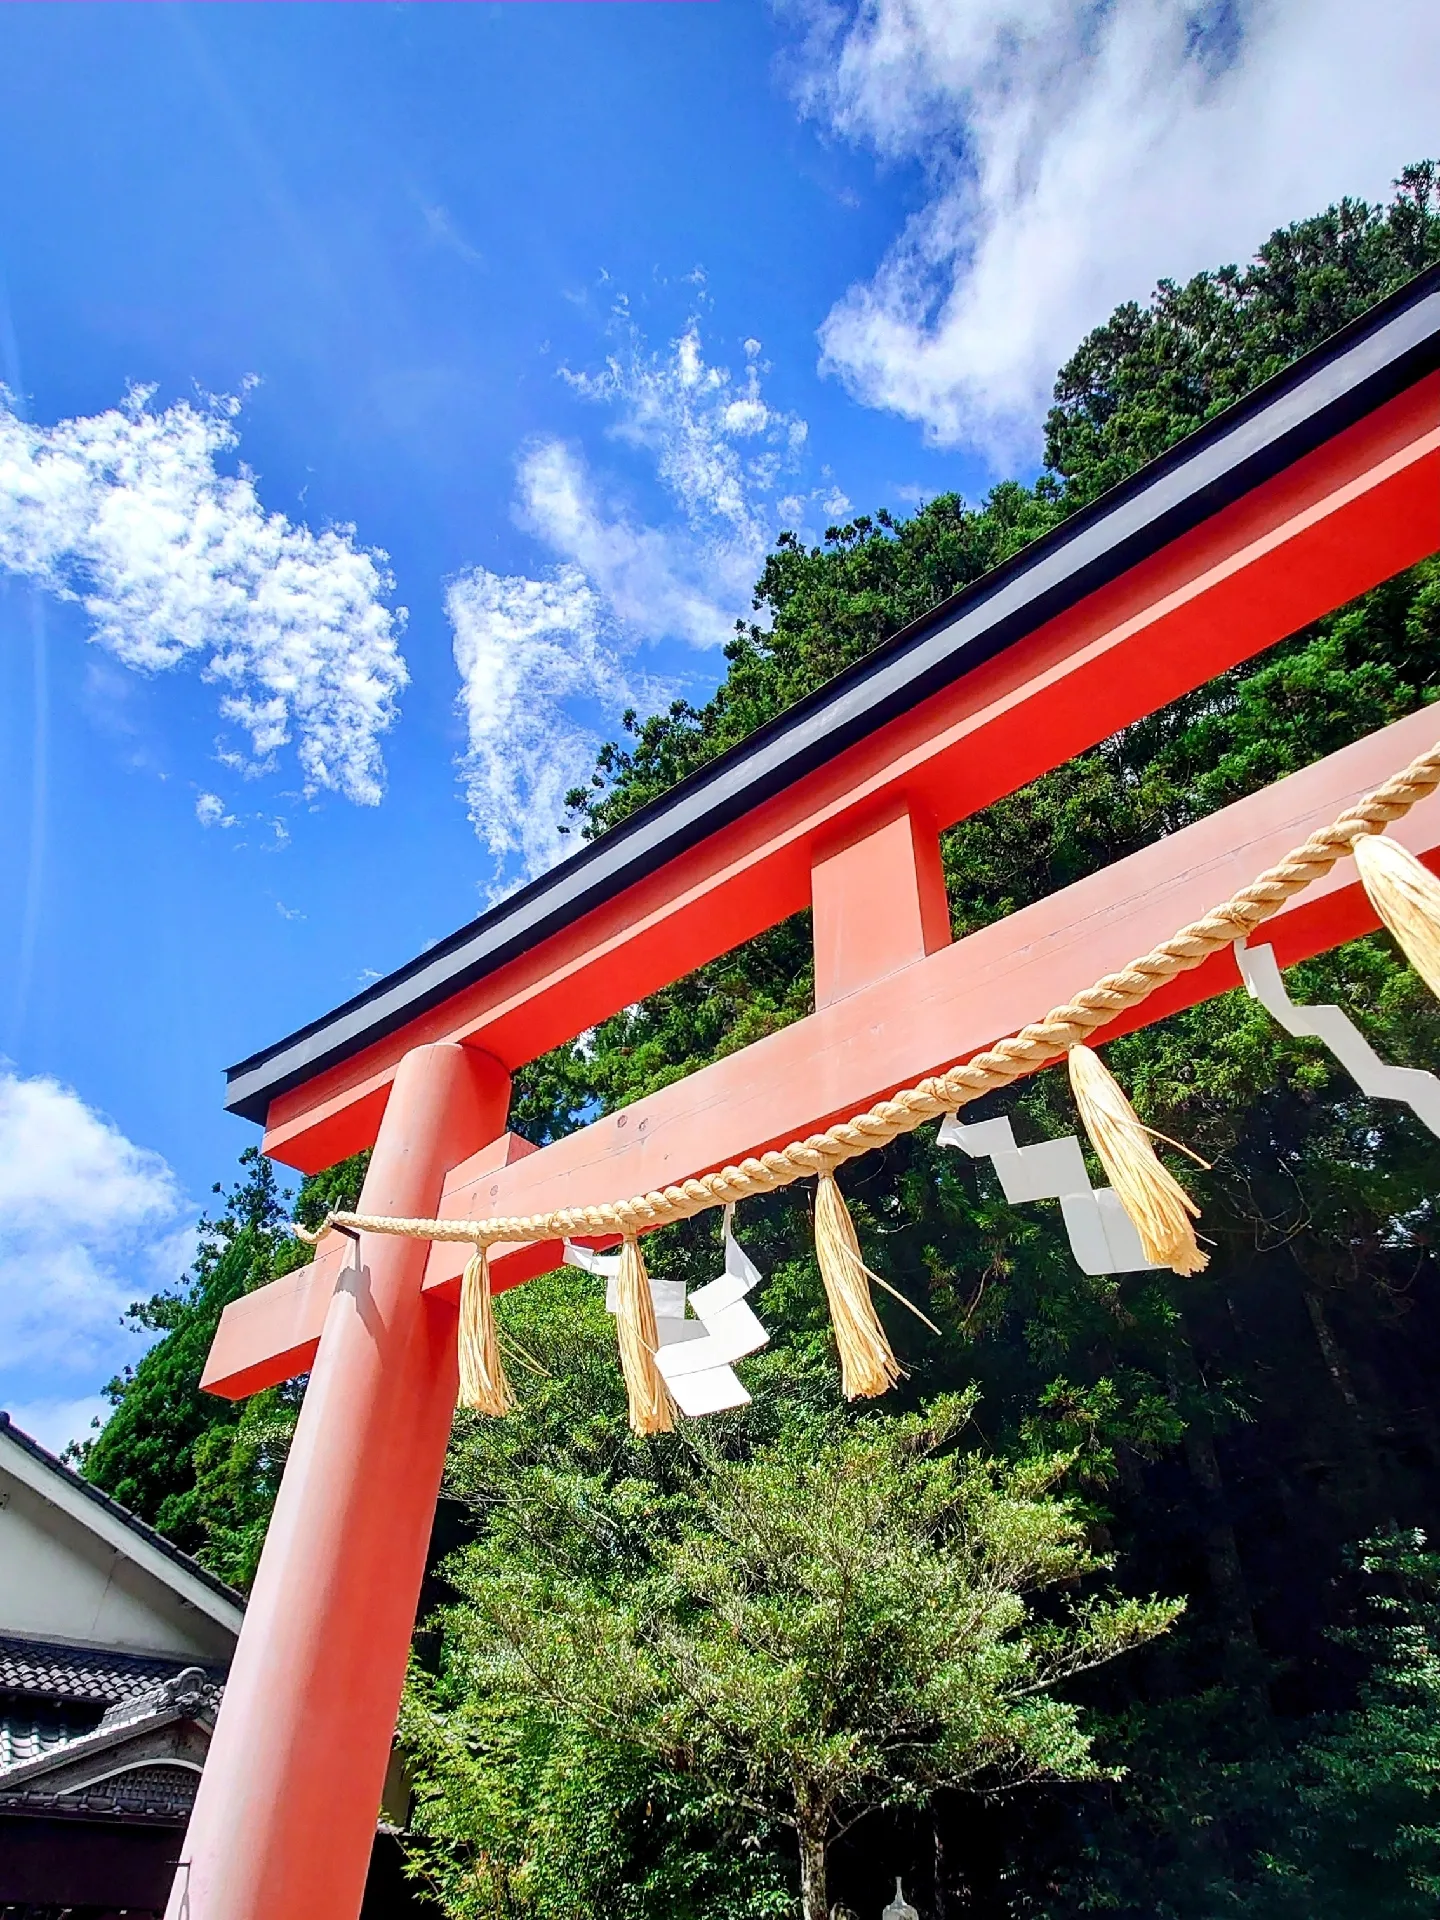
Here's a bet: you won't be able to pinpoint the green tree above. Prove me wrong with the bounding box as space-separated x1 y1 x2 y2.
79 1147 367 1584
1044 1532 1440 1920
1254 1531 1440 1918
406 1350 1177 1920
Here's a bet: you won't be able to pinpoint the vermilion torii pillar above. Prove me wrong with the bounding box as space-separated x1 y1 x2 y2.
169 1045 509 1920
172 268 1440 1920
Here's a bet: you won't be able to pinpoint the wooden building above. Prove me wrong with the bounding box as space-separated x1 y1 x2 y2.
0 1411 241 1914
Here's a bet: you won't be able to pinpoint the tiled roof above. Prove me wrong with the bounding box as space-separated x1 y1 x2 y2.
0 1715 78 1771
0 1783 190 1825
0 1652 222 1801
0 1635 226 1709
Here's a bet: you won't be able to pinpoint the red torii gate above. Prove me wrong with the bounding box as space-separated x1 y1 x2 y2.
171 266 1440 1920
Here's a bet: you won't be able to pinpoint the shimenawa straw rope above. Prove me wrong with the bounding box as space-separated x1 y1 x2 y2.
613 1237 676 1436
295 736 1440 1258
456 1247 515 1416
1067 1045 1207 1275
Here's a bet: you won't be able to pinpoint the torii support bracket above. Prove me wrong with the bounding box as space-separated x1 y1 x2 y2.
170 267 1440 1920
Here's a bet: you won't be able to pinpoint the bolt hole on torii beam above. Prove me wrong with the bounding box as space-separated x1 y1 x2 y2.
170 265 1440 1920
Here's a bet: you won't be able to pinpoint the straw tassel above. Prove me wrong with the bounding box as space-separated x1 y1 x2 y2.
1067 1045 1208 1276
1353 832 1440 1002
614 1237 676 1437
457 1246 516 1416
813 1173 902 1399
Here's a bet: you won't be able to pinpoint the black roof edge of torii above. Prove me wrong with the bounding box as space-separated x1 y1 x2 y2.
225 260 1440 1128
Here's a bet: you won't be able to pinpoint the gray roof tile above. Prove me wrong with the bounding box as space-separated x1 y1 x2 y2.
0 1717 77 1771
0 1635 226 1708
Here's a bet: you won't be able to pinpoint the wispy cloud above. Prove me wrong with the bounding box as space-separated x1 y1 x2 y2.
449 315 818 889
195 791 237 829
516 437 746 652
563 317 807 554
0 1068 194 1440
0 384 408 803
792 0 1440 460
450 562 649 880
419 200 485 268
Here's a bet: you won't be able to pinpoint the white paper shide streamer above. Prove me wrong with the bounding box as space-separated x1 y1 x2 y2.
1235 939 1440 1138
564 1206 769 1417
937 1113 1158 1275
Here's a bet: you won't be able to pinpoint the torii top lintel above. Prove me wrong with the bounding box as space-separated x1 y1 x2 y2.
229 265 1440 1178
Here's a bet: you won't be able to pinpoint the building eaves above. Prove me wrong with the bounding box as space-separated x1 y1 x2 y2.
0 1414 244 1620
0 1672 215 1796
0 1788 184 1827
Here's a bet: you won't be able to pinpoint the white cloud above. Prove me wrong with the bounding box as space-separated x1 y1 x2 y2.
4 1394 113 1455
195 791 236 828
0 384 408 802
563 320 807 541
517 439 744 652
450 317 821 886
795 0 1440 459
0 1069 193 1421
538 317 809 648
449 563 634 879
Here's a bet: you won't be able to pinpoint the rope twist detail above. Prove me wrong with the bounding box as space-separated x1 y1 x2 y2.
293 741 1440 1255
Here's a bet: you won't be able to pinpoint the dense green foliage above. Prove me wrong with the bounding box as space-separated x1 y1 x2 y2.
405 1355 1177 1920
79 1147 367 1588
87 165 1440 1913
1055 1532 1440 1919
1267 1532 1440 1915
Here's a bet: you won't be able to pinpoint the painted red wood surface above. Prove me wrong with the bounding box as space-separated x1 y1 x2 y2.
812 797 952 1008
261 379 1440 1173
205 701 1440 1400
169 1045 509 1920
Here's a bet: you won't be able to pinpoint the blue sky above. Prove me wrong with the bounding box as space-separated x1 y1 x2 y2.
1 0 1436 1449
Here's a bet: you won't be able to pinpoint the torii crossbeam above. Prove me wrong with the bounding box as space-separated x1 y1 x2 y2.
170 266 1440 1920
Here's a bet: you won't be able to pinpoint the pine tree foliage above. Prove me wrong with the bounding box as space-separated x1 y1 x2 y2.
405 1354 1177 1920
1271 1531 1440 1916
